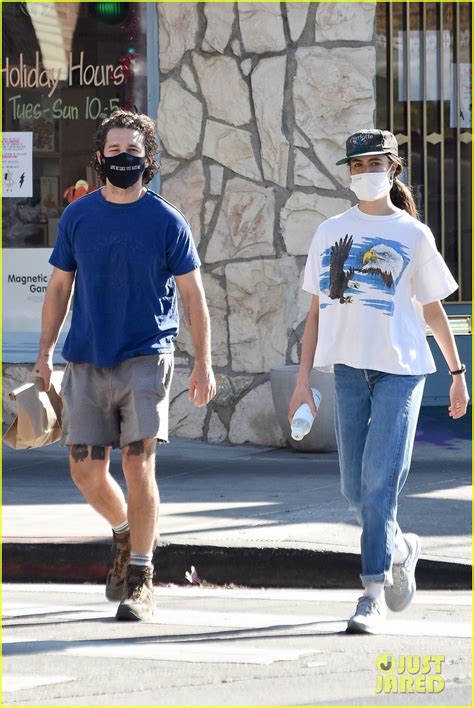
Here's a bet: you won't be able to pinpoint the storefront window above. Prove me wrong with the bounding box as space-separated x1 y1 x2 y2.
2 1 148 248
2 2 154 363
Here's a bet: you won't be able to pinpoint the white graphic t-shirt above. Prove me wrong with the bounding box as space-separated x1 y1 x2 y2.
303 206 458 375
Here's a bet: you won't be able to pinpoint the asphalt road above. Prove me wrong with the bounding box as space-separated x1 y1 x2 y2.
3 583 471 706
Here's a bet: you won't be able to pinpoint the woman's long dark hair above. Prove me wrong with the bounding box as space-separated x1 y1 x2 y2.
388 155 418 218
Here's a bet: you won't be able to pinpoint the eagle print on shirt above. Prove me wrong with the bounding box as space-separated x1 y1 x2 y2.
320 235 409 315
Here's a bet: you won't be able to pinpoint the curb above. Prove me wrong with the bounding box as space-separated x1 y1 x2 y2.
4 539 472 590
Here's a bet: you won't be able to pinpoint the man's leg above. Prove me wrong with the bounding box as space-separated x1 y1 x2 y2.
121 438 158 555
111 354 173 620
115 438 157 621
61 361 132 602
68 445 127 525
69 445 131 602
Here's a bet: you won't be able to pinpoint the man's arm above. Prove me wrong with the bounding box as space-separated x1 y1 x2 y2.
175 269 216 407
33 267 75 390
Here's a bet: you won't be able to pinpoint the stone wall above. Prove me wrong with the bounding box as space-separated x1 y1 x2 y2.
158 2 376 446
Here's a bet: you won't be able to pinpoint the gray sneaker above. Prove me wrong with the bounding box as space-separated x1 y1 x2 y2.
346 595 386 634
385 533 421 613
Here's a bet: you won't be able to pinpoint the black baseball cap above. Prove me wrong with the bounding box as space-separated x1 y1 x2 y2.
336 129 399 165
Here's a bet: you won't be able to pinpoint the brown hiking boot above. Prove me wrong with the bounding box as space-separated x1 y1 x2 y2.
105 530 131 602
115 564 155 621
105 531 160 602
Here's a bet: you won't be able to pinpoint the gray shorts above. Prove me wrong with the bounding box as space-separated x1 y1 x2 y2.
60 354 174 449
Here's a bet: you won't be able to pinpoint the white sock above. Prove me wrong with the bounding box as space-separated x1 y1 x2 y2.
363 582 385 603
112 520 129 535
393 533 409 564
130 552 153 568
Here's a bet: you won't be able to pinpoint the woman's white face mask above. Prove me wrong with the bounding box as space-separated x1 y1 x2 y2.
349 168 393 202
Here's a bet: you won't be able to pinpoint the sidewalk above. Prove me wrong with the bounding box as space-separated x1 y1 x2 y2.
3 407 471 589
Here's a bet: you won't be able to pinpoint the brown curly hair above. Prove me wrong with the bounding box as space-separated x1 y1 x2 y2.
93 109 161 185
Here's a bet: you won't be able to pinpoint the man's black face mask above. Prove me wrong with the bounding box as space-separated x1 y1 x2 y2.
102 152 146 189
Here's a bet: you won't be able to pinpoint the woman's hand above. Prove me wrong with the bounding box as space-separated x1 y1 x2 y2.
448 376 470 419
288 382 318 423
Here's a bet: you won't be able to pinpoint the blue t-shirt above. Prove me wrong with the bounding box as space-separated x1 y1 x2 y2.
50 188 200 367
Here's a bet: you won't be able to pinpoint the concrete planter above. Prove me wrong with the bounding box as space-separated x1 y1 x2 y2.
270 365 337 452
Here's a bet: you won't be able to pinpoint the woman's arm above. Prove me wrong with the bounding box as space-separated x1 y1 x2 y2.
288 295 320 421
423 301 470 419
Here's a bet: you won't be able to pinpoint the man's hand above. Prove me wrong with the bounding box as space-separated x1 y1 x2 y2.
31 354 53 391
188 363 216 408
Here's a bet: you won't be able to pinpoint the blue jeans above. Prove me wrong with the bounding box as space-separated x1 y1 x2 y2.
334 365 426 586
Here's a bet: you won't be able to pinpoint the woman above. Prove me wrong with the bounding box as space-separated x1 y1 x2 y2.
289 129 469 634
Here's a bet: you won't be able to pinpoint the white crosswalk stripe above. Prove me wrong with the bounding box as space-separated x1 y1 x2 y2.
3 640 319 666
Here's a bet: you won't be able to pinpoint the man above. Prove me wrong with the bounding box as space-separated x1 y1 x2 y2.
33 110 216 621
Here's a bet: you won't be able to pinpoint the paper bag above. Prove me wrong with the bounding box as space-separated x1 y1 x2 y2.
3 371 64 449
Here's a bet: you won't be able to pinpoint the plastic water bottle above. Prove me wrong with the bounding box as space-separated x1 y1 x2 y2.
291 388 322 441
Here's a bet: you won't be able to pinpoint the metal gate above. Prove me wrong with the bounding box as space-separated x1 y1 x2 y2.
375 2 472 305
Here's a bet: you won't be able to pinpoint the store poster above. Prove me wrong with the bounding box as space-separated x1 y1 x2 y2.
3 249 71 363
2 132 33 197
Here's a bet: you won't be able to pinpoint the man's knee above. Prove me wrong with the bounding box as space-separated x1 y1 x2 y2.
122 439 156 469
122 439 156 460
122 439 157 482
69 445 108 489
